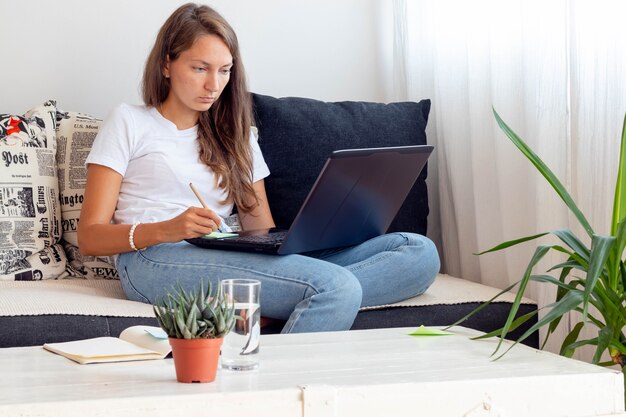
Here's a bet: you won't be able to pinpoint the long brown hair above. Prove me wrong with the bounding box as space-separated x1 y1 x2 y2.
143 3 257 212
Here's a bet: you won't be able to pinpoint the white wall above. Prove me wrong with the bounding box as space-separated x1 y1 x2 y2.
0 0 388 118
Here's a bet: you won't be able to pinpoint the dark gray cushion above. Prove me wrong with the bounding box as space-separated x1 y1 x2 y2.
252 94 431 235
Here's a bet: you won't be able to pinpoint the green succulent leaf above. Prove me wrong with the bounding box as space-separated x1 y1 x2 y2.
176 308 191 339
203 305 216 321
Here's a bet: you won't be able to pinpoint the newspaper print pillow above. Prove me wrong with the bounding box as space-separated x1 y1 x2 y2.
0 101 68 280
56 110 118 279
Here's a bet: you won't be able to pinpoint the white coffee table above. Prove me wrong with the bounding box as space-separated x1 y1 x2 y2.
0 326 624 417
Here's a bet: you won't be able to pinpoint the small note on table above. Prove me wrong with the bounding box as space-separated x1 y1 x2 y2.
408 325 454 336
144 327 168 340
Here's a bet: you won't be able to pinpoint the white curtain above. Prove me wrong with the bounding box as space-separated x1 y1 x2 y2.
387 0 626 358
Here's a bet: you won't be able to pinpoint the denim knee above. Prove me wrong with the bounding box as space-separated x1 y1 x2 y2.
286 266 363 333
311 266 363 323
402 232 440 293
394 233 441 297
333 270 363 319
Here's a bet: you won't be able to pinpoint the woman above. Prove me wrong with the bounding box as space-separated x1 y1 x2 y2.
78 3 439 333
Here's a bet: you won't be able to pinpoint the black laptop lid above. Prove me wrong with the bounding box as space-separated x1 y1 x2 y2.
277 145 432 254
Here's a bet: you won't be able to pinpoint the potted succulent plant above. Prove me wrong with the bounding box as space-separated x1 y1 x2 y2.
153 280 237 383
453 110 626 376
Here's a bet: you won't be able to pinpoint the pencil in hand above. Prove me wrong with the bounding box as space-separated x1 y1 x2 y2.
188 182 232 233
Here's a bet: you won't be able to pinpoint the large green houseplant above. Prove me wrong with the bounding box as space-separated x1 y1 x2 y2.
153 280 237 383
453 110 626 374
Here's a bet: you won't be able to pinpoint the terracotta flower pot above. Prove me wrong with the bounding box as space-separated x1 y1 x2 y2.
168 337 223 383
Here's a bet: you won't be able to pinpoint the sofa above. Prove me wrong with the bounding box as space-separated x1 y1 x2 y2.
0 94 538 348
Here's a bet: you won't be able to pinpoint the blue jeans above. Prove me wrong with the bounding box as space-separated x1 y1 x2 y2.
117 232 439 333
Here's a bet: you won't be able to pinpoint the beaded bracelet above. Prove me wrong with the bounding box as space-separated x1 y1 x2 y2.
129 222 141 251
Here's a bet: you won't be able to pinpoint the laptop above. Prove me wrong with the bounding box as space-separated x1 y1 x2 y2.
185 145 433 255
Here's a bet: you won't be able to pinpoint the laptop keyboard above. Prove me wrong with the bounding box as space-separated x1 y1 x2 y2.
234 231 288 245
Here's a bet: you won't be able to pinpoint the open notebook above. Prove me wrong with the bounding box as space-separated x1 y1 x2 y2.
43 326 171 364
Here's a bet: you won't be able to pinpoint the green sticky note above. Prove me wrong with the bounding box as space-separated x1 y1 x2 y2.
408 325 454 336
201 232 239 239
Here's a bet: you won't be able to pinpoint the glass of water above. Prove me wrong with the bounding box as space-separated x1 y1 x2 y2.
220 279 261 371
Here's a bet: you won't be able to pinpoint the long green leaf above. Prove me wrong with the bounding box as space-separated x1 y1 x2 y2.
560 321 585 357
611 114 626 236
530 274 577 291
593 326 614 364
495 291 585 359
582 235 615 320
475 232 549 255
561 337 599 354
493 109 594 237
544 266 574 348
549 245 589 269
604 285 626 313
553 229 590 261
471 310 538 340
444 281 521 330
547 261 585 273
586 278 626 324
573 307 606 329
608 218 626 291
493 245 551 355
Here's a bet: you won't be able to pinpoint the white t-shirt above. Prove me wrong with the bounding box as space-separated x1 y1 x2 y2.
85 103 270 225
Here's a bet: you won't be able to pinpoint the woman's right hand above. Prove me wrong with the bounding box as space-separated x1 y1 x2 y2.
159 207 223 243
